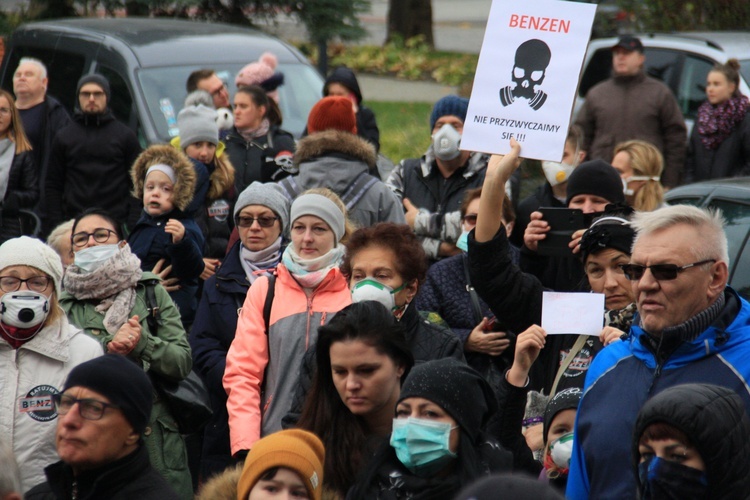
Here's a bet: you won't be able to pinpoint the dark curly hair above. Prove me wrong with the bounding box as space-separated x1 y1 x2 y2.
340 222 428 284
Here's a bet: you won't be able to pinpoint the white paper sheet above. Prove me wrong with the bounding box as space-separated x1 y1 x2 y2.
541 291 605 335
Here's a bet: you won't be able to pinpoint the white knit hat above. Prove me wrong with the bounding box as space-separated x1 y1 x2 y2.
0 237 64 295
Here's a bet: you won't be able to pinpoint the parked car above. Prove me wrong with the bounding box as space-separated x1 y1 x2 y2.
665 178 750 300
575 32 750 133
0 18 324 144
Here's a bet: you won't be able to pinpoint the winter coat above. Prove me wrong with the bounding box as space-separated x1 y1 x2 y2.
0 149 38 243
574 71 687 188
324 66 381 151
468 229 609 394
224 125 296 193
44 109 141 235
26 444 179 500
566 288 750 500
0 317 102 493
510 182 565 248
128 145 205 326
60 274 193 500
632 383 750 499
685 110 750 182
386 150 487 259
278 130 405 228
190 239 281 478
224 264 351 454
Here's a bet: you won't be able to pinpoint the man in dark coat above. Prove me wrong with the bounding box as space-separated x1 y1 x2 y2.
26 355 179 500
43 74 141 236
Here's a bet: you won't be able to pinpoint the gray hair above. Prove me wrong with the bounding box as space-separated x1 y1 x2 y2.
631 205 729 264
17 57 48 80
47 218 75 257
0 439 21 497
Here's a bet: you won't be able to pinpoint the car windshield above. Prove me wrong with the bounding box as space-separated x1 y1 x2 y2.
137 62 322 140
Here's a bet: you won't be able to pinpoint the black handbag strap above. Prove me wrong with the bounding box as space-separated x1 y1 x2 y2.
143 279 161 333
462 254 484 324
263 274 276 334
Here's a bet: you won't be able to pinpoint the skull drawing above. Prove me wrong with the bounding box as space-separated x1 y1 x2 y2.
500 39 552 110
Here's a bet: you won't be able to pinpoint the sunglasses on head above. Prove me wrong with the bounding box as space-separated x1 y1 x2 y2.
619 259 716 281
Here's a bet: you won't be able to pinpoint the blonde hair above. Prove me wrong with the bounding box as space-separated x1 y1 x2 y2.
208 152 235 201
302 187 357 245
614 140 664 212
0 89 32 153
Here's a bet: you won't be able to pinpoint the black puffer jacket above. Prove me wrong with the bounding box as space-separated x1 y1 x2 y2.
0 149 38 243
632 383 750 499
685 111 750 182
224 125 296 192
323 66 380 151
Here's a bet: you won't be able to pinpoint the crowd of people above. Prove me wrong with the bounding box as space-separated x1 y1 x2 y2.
1 34 750 500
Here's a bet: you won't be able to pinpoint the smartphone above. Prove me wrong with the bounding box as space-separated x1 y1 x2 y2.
536 207 586 257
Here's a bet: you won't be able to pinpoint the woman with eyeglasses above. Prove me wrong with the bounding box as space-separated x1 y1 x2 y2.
190 181 290 480
223 190 352 461
59 208 193 499
0 236 101 492
0 89 38 244
224 85 296 192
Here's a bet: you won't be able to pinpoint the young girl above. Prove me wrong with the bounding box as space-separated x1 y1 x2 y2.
127 144 205 328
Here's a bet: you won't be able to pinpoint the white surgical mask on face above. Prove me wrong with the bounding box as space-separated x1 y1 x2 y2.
350 278 406 312
622 175 660 196
549 431 574 468
73 244 119 272
541 146 581 187
432 124 462 161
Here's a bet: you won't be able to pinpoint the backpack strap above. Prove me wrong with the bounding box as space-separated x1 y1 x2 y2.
143 279 162 334
340 171 379 210
278 177 301 203
462 254 484 325
263 273 276 334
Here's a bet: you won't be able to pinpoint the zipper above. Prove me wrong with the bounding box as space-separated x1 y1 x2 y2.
305 295 313 350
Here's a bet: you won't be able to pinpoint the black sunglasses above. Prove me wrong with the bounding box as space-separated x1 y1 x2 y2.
462 214 478 224
235 215 279 228
619 259 716 281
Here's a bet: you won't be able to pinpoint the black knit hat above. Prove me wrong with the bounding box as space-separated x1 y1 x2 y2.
398 358 497 443
430 95 469 131
565 159 625 206
579 210 635 263
454 473 565 500
63 354 153 434
76 74 111 103
543 387 582 442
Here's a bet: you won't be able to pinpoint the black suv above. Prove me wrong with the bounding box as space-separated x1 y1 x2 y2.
0 18 324 143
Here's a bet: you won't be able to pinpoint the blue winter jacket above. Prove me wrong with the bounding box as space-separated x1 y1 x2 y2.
566 288 750 499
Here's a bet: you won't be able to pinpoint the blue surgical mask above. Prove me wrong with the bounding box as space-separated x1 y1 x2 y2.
351 278 406 312
73 244 119 272
390 417 458 476
456 230 469 252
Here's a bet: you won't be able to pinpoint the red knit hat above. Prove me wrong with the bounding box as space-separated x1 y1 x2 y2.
307 96 357 134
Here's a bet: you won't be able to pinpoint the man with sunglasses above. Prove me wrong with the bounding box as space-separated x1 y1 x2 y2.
27 354 179 499
43 74 142 237
567 204 750 499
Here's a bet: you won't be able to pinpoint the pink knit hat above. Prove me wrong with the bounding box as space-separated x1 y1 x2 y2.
235 52 284 103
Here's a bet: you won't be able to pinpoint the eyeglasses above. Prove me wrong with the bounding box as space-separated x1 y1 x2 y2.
52 393 120 421
236 215 279 228
0 275 51 293
462 214 478 225
210 82 228 97
71 228 118 247
79 91 105 99
0 107 11 116
619 259 716 281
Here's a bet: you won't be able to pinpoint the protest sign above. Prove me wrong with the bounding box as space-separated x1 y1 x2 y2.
462 0 596 161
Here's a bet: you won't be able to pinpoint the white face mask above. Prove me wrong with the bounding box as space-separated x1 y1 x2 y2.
541 160 577 187
0 290 49 328
74 244 119 272
432 124 462 161
350 278 406 312
549 431 574 469
622 175 660 196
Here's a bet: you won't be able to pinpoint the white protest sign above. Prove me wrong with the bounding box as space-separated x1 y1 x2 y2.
462 0 596 161
541 291 604 335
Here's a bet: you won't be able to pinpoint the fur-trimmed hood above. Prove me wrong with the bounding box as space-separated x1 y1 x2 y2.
130 144 197 212
294 129 377 170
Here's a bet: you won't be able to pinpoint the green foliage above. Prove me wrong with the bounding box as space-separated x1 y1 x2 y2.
620 0 750 31
367 101 432 164
300 37 479 88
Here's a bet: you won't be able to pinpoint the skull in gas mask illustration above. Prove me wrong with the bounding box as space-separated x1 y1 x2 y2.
500 39 552 110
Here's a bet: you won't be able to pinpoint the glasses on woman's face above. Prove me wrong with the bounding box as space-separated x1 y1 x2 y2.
52 393 120 420
462 214 478 225
71 228 117 248
0 275 51 293
235 215 279 228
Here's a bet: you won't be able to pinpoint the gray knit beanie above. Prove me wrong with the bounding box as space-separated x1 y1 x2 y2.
178 105 219 148
0 236 63 295
76 74 111 103
234 182 291 233
290 194 345 243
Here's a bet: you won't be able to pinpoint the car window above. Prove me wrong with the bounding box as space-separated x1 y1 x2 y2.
707 199 750 295
676 55 714 120
642 48 680 88
97 65 135 128
579 48 612 98
740 59 750 86
137 62 322 140
665 196 705 207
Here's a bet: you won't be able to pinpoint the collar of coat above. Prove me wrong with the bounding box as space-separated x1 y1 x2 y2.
294 129 377 170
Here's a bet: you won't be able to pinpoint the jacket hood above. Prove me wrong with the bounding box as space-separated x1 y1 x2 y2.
324 66 362 104
632 383 750 497
294 129 377 170
130 144 197 212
